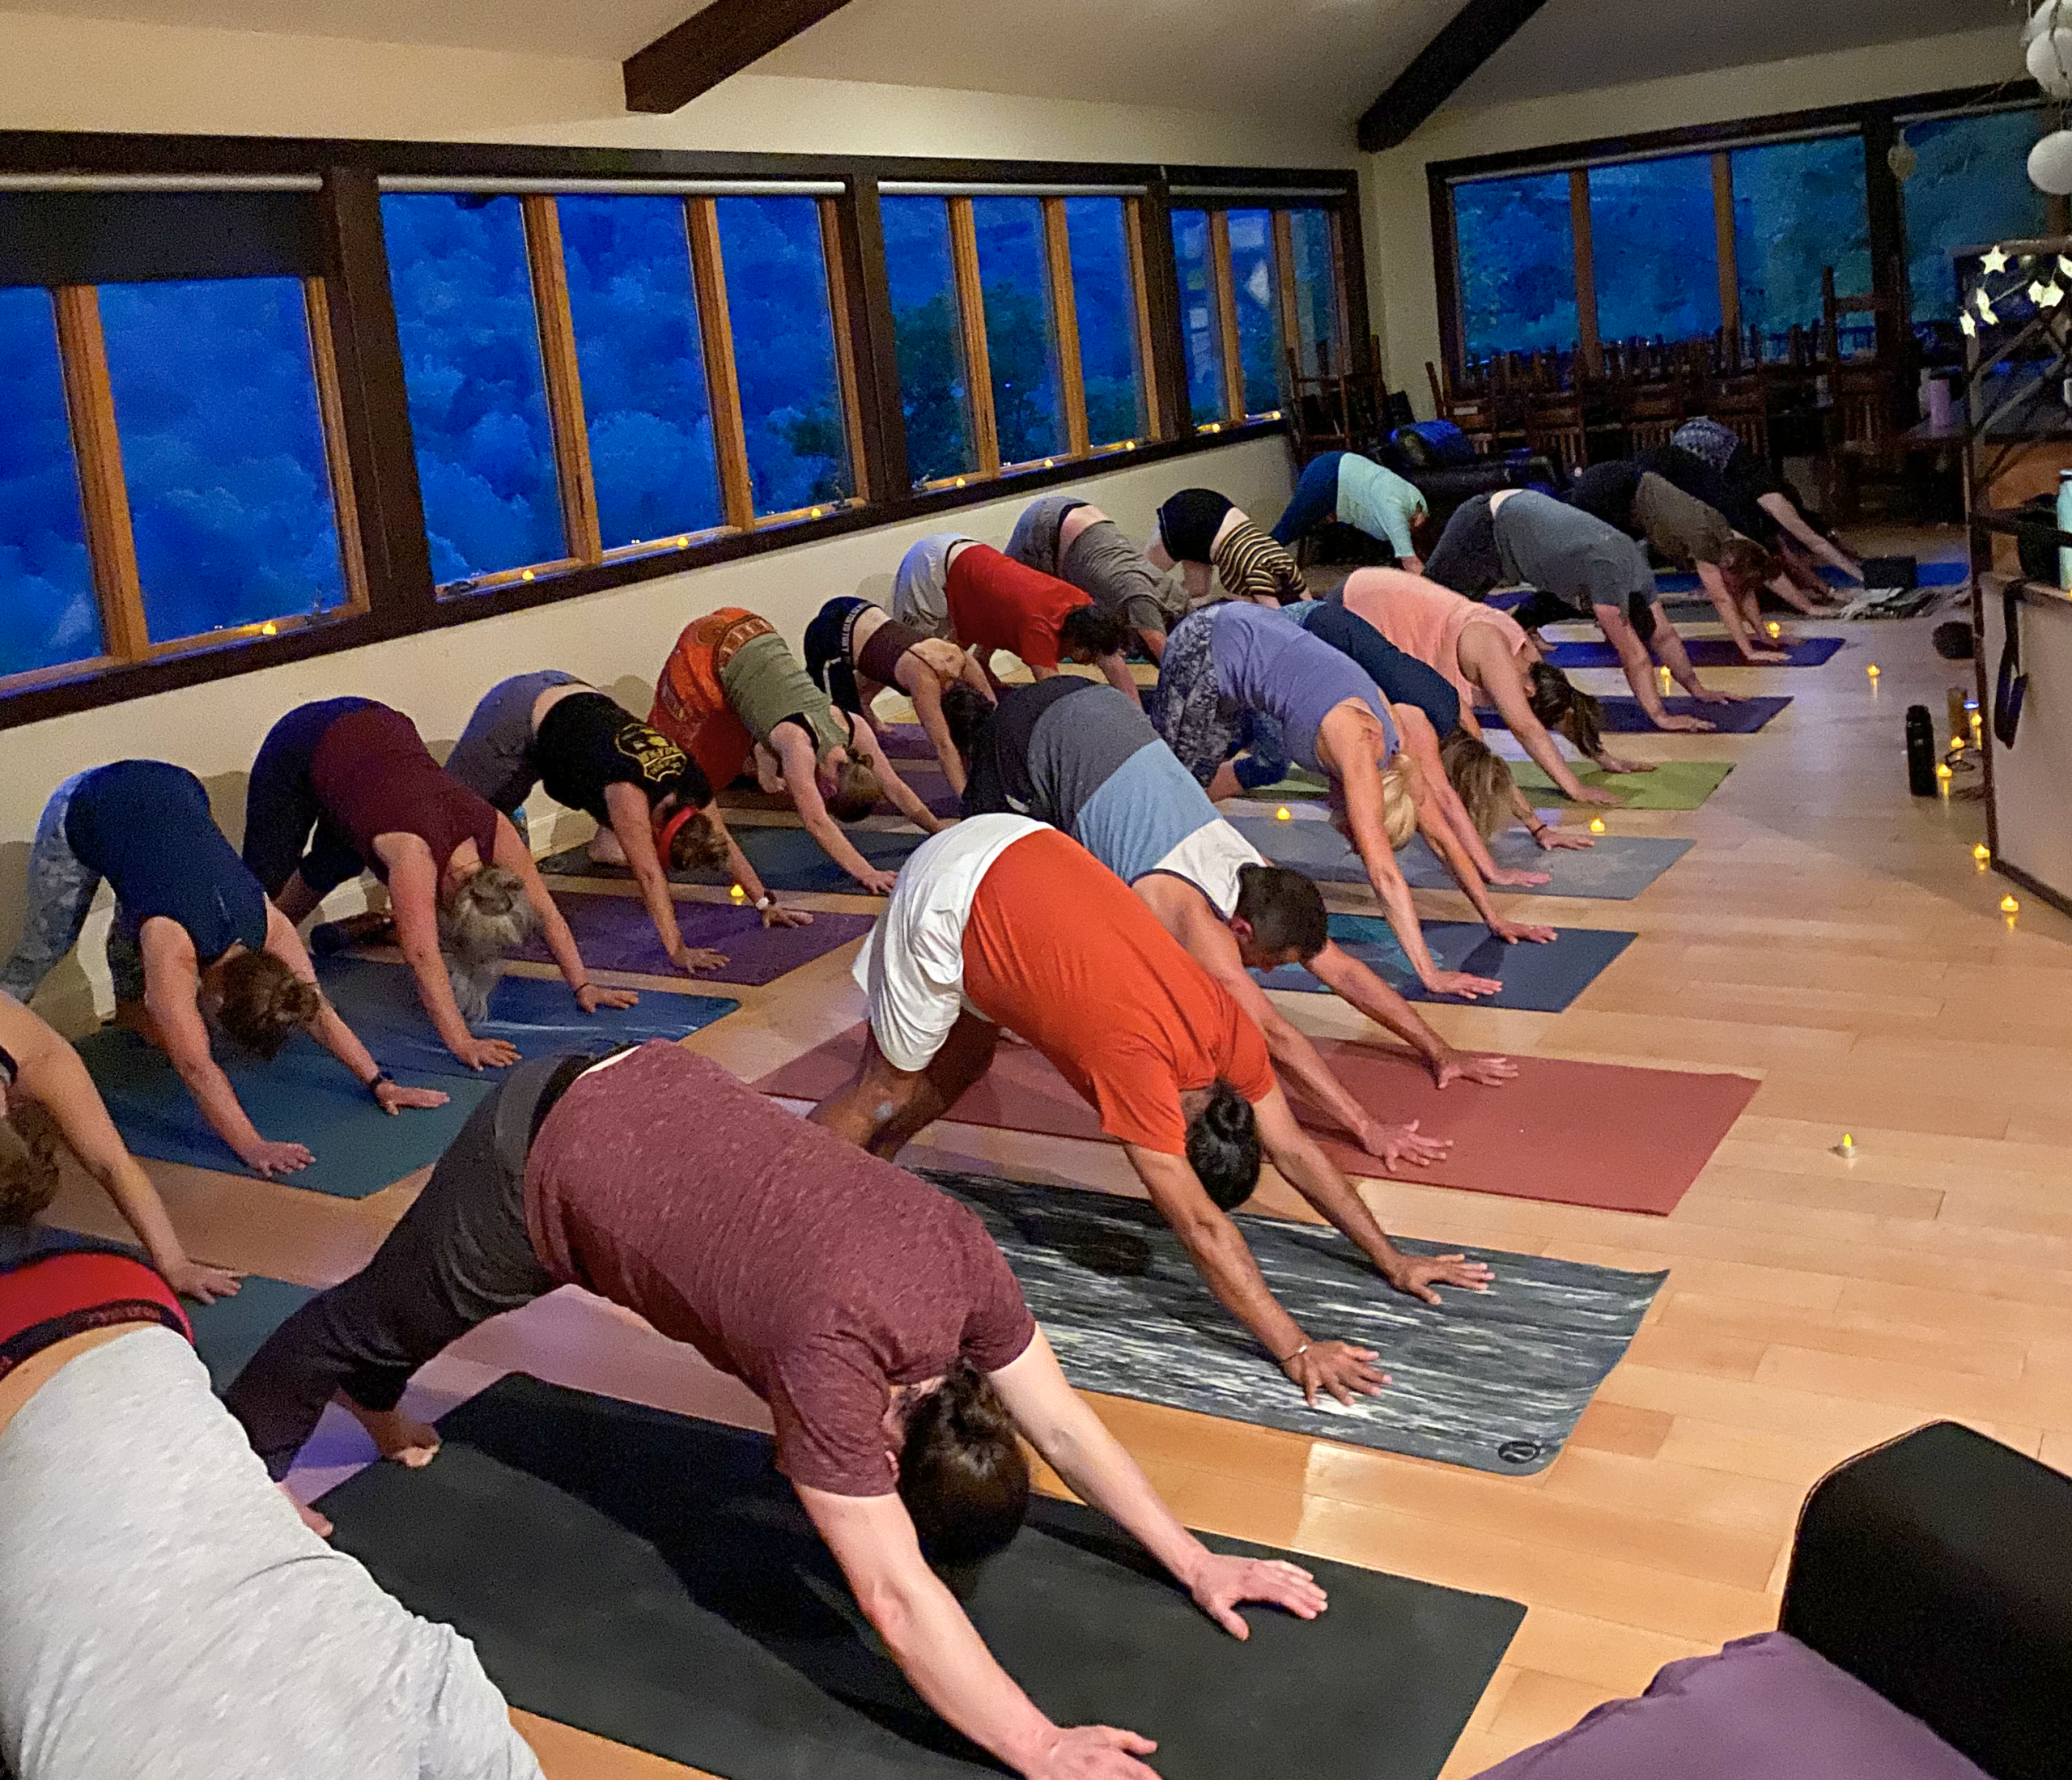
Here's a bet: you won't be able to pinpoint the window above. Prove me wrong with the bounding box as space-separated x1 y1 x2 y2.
713 196 853 516
1731 137 1870 352
383 193 565 586
1225 208 1285 415
1171 208 1229 425
0 287 100 678
1286 208 1343 377
558 195 724 550
1453 172 1578 360
970 197 1068 466
1900 109 2050 321
881 195 976 486
1061 198 1149 448
1588 155 1720 346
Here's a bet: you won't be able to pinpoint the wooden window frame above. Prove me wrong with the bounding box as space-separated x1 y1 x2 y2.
0 137 1364 730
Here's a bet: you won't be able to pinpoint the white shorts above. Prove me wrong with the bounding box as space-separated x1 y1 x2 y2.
852 814 1045 1073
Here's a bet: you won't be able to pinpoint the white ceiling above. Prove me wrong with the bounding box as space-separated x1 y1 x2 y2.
16 0 2023 128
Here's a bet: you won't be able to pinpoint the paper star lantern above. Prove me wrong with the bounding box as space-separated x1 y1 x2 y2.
2044 283 2065 309
1982 245 2010 274
1976 289 1999 325
1959 312 1977 337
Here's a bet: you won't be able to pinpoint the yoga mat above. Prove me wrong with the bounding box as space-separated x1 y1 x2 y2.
925 1170 1664 1474
1480 694 1792 735
187 1273 314 1391
314 956 737 1082
873 722 937 760
1506 757 1734 809
721 771 962 821
516 894 873 985
74 1026 491 1199
756 1026 1759 1215
1654 560 1967 594
1542 635 1845 668
319 1374 1526 1780
1229 814 1694 901
542 822 927 893
1251 915 1634 1012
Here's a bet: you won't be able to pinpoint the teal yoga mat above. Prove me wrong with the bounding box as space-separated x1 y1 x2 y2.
1229 814 1694 900
541 823 926 894
1251 915 1634 1010
187 1274 316 1390
74 1026 490 1199
315 956 737 1082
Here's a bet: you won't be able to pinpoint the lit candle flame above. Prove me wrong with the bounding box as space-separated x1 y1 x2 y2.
1589 816 1606 834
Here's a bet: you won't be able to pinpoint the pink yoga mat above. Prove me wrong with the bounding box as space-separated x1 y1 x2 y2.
520 896 875 985
755 1026 1756 1216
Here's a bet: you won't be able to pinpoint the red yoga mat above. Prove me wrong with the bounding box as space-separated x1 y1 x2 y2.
755 1026 1756 1216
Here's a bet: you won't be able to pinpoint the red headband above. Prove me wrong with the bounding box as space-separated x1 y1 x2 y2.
655 805 700 862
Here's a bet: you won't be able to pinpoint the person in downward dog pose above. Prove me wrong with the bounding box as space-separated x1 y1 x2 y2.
1269 450 1432 573
223 1041 1327 1780
949 678 1516 1171
1421 488 1738 734
444 671 808 978
1144 487 1308 608
802 596 996 794
811 815 1494 1398
1149 602 1554 999
1004 494 1187 661
649 608 953 897
0 1129 543 1780
892 533 1138 701
243 700 635 1073
1670 420 1863 605
2 759 448 1178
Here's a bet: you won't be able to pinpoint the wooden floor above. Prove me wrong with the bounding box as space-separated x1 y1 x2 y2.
45 532 2072 1779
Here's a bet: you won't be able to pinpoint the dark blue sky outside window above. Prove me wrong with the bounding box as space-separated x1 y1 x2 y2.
99 277 346 641
1171 208 1227 423
1288 209 1338 377
970 197 1066 465
1732 136 1870 350
383 193 564 585
1454 173 1577 360
881 196 974 486
1225 208 1285 414
1063 198 1145 446
1589 155 1720 346
0 287 101 675
1901 110 2049 321
715 197 852 515
558 195 723 549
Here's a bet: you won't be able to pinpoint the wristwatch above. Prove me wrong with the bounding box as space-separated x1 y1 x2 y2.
366 1070 395 1102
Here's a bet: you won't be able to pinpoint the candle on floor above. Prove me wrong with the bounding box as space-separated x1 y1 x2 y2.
1275 806 1293 821
1974 843 1991 865
1867 664 1881 681
1836 1132 1857 1159
730 884 746 902
1765 620 1781 639
1935 763 1953 796
2001 894 2020 915
1589 816 1606 834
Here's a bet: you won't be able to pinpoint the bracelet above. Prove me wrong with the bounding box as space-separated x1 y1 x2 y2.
366 1071 394 1102
754 894 775 911
1526 821 1547 837
1275 1342 1312 1369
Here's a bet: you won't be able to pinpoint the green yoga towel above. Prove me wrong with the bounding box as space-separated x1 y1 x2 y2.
1507 758 1734 810
1233 766 1331 802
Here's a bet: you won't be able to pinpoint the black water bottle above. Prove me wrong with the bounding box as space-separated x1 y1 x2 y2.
1905 703 1937 797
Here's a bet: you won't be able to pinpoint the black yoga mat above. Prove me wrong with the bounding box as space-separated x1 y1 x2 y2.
926 1172 1664 1476
319 1373 1525 1780
542 822 926 893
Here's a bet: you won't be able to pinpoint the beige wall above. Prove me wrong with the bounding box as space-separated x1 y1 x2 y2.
0 8 1353 166
0 434 1296 1023
1365 25 2019 410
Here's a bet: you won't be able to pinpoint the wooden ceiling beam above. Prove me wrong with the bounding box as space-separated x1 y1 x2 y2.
1357 0 1553 153
623 0 856 115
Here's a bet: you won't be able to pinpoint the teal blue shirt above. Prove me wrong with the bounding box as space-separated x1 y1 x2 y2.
1337 455 1426 559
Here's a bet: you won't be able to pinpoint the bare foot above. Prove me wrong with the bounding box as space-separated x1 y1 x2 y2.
283 1483 333 1539
341 1398 442 1468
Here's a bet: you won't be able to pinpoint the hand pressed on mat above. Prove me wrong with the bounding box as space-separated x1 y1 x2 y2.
1283 1340 1388 1407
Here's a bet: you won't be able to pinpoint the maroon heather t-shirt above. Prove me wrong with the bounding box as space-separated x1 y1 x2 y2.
524 1042 1037 1497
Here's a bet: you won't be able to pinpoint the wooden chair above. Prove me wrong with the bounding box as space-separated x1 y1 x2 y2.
1705 372 1772 461
1819 261 1915 518
1426 361 1497 456
1624 380 1685 451
1525 389 1588 478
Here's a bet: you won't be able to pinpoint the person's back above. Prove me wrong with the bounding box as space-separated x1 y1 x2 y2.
1492 491 1654 620
1336 568 1533 712
310 703 499 883
1208 603 1392 773
1280 601 1459 737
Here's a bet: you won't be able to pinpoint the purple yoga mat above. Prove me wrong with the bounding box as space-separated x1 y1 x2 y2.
520 894 875 985
1543 636 1845 669
875 724 936 760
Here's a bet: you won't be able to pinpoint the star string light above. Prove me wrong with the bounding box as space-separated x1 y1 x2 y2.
1981 245 2010 274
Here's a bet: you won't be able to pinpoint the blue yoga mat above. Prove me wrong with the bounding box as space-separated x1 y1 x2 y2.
315 956 737 1082
1251 915 1634 1010
187 1274 316 1390
541 823 925 894
1652 559 1967 593
1230 815 1693 901
1541 636 1844 669
1480 694 1791 735
74 1026 491 1200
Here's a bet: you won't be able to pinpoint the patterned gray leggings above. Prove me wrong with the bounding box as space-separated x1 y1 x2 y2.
0 774 146 1005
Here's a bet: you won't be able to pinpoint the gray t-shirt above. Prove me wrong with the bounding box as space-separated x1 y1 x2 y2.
1493 491 1655 621
0 1328 540 1780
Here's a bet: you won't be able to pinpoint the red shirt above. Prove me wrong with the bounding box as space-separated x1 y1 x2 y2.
946 544 1093 671
524 1043 1036 1497
961 827 1276 1153
310 703 502 882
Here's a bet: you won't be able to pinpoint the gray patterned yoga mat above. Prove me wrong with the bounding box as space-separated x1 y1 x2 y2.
922 1170 1665 1476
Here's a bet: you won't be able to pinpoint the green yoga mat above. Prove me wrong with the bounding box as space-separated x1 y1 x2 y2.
926 1171 1665 1476
318 1374 1526 1780
1507 758 1734 809
74 1026 492 1199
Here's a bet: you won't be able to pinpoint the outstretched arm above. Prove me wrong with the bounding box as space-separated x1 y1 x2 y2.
906 674 967 795
1397 703 1547 891
1595 604 1713 733
1305 941 1518 1085
386 850 517 1069
1695 562 1784 662
491 816 635 1012
1093 652 1143 706
1460 629 1620 802
1397 745 1554 946
1641 604 1734 705
261 905 448 1115
778 730 902 893
850 715 952 834
601 782 724 975
1760 491 1861 582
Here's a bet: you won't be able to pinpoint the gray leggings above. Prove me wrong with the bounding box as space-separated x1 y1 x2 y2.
0 774 146 1006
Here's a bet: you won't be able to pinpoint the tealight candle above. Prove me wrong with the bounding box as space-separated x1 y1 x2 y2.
1589 816 1606 834
1836 1132 1857 1159
1765 621 1781 639
730 884 747 903
1275 806 1293 822
1866 665 1881 680
2001 893 2020 915
1973 843 1991 862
